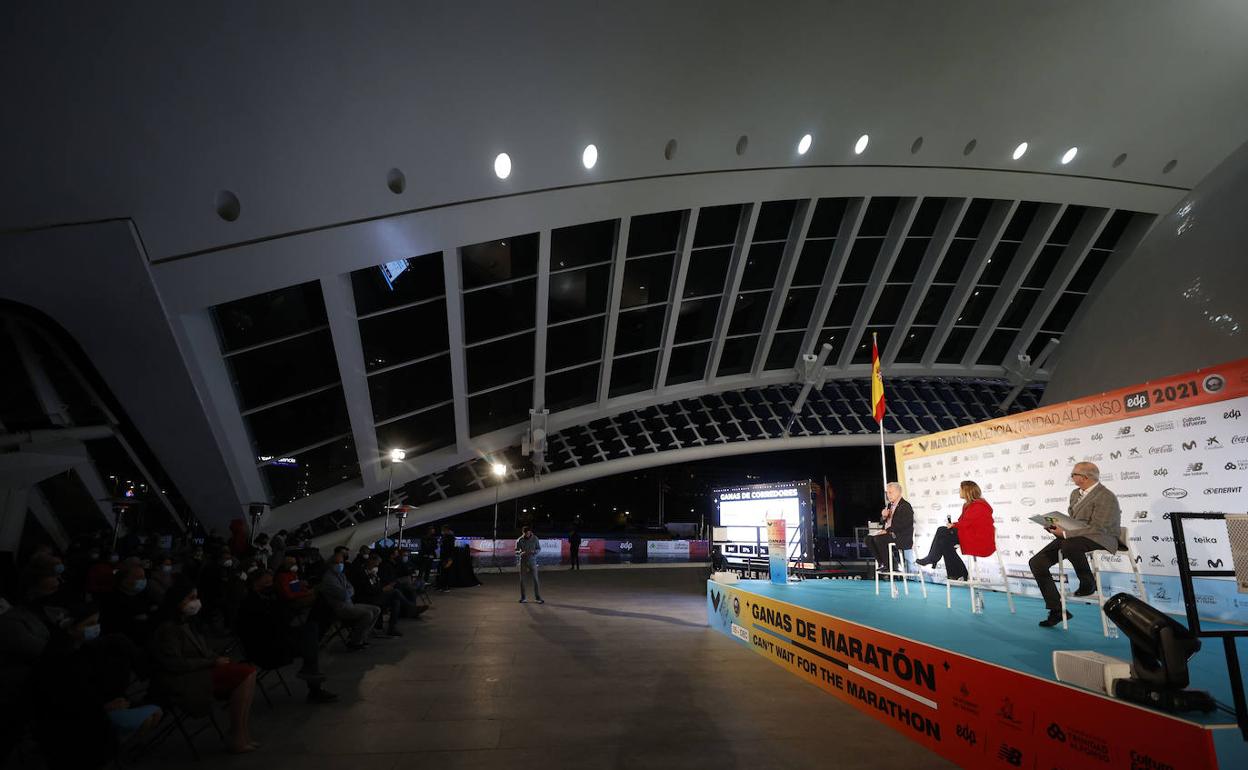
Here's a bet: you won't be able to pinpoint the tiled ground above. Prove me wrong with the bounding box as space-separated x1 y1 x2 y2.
143 567 953 769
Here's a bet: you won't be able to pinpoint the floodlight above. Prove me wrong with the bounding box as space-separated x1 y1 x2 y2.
1012 142 1029 160
494 153 512 179
492 463 507 477
1061 147 1078 165
389 448 406 462
797 134 812 155
854 134 869 154
1103 593 1214 713
582 144 598 169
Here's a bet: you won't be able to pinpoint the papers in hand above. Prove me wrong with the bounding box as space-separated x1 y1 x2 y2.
1029 511 1088 531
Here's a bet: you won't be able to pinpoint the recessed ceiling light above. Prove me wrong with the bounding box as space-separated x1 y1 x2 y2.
1061 147 1078 165
494 152 512 179
1012 142 1029 160
854 134 869 155
797 134 813 155
582 144 598 169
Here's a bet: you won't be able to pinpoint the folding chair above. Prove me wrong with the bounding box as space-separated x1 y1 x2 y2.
1058 526 1147 635
319 620 350 650
255 666 293 710
133 704 226 762
875 542 927 599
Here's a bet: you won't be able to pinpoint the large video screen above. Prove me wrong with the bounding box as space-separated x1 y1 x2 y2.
713 481 810 567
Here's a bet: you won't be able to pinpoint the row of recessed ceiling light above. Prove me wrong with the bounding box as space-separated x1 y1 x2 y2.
487 135 1160 179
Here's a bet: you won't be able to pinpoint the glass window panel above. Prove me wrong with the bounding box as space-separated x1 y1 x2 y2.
894 326 933 364
460 233 539 290
626 210 684 256
1094 210 1135 251
936 238 974 282
888 238 928 282
548 264 610 323
740 241 784 290
666 342 711 386
609 351 658 398
247 386 350 456
1040 292 1083 334
956 199 993 238
977 328 1018 366
754 200 798 242
351 252 444 316
810 329 848 363
764 331 805 371
717 336 758 377
469 379 533 435
619 254 673 309
851 328 891 365
1000 288 1040 328
808 198 849 239
375 404 455 458
368 354 452 422
728 291 769 335
694 204 742 248
936 327 975 364
869 285 911 326
1002 201 1039 241
909 198 946 238
1022 244 1064 289
614 306 666 354
913 285 952 325
792 238 834 286
777 287 817 330
551 219 616 271
674 297 720 343
262 436 360 506
1067 249 1110 293
546 317 605 371
359 299 450 371
214 281 327 353
981 240 1018 285
858 197 899 238
958 287 995 325
1049 205 1087 245
463 279 536 344
824 285 865 327
546 363 600 412
841 238 883 283
1028 333 1058 361
683 246 731 297
466 333 535 393
229 328 340 410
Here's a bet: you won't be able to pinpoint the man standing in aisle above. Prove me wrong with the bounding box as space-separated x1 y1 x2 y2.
568 526 582 571
865 482 914 571
1029 461 1121 627
515 526 544 603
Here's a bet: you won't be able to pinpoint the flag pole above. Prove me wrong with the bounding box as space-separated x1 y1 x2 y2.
872 332 888 500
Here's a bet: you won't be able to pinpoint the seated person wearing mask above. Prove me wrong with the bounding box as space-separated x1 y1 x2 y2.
236 570 337 704
318 551 381 651
101 563 159 645
350 554 403 637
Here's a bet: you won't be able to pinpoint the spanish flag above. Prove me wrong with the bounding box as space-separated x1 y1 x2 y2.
870 333 886 423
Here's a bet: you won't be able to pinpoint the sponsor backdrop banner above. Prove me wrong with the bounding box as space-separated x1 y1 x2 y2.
896 359 1248 621
706 582 1217 769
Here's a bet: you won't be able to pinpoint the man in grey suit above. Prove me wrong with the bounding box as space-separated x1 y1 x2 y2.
1029 461 1121 627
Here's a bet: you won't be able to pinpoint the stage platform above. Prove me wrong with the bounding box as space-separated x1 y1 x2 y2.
706 577 1247 769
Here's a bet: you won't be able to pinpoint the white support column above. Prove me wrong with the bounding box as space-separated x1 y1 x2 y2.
800 198 868 361
923 200 1019 367
961 203 1065 367
1006 208 1114 364
442 249 472 451
320 274 383 488
0 488 29 553
597 218 631 406
532 229 552 411
754 198 818 374
655 208 700 388
705 202 761 381
883 198 969 366
836 197 920 368
8 321 71 426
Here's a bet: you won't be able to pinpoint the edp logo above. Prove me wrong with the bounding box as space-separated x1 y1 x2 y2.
1124 391 1150 412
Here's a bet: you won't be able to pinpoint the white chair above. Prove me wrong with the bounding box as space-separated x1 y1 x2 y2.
940 549 1015 615
875 542 927 599
1058 526 1147 636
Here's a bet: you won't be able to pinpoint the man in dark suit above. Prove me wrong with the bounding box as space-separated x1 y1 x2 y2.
1029 462 1122 627
866 482 914 570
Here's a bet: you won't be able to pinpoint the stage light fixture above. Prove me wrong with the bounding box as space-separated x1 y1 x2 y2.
492 462 507 477
854 134 869 154
1061 146 1078 164
582 144 598 169
797 134 813 155
1103 593 1215 713
494 152 512 179
1012 142 1029 160
389 448 406 463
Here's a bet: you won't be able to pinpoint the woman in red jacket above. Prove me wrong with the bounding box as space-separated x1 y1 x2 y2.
915 480 996 580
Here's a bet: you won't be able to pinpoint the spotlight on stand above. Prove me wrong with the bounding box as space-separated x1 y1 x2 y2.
1103 592 1215 713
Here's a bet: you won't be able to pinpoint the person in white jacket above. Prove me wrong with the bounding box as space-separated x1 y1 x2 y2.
514 526 544 604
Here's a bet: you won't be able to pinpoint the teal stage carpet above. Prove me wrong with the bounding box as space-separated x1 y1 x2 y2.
728 578 1248 767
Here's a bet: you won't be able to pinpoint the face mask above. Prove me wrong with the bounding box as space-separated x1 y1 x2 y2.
334 563 345 574
54 564 66 575
109 554 119 563
83 624 102 641
246 565 259 574
368 567 379 575
141 560 152 569
289 565 298 574
127 579 148 594
89 552 100 561
182 599 202 616
222 559 234 568
161 564 173 574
